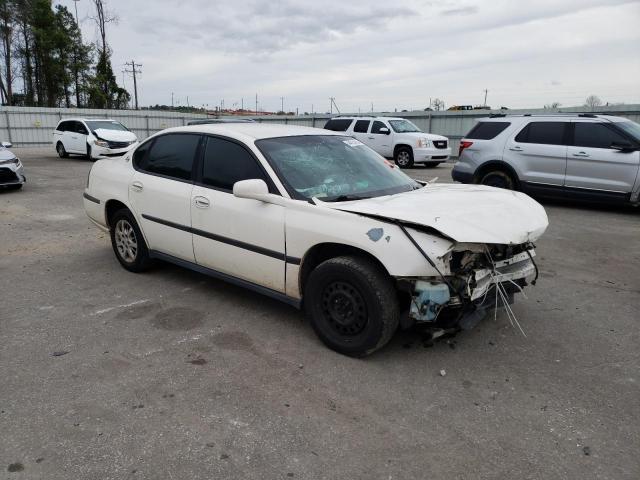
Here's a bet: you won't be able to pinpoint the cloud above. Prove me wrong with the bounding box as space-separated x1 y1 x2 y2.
441 5 479 16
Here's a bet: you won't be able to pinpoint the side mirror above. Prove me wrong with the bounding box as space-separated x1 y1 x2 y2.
611 141 637 152
378 127 390 135
233 179 270 201
1 141 12 148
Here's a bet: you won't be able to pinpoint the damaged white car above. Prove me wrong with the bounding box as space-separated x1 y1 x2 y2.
83 123 548 356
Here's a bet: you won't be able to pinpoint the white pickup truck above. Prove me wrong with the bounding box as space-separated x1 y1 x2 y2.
324 116 452 168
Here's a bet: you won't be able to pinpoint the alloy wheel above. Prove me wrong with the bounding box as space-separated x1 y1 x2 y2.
114 219 138 263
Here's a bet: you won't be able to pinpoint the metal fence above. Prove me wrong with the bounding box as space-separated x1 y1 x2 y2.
2 104 639 156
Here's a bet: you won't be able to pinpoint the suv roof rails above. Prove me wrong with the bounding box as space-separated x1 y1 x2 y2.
488 113 507 118
578 113 598 118
334 115 376 118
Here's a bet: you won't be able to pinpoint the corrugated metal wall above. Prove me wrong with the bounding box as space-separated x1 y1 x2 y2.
2 105 639 155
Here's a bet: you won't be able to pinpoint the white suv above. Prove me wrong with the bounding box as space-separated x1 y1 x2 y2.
84 123 547 356
453 114 640 205
324 116 451 168
53 118 138 160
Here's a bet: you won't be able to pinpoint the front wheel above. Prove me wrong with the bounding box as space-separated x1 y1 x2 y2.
56 142 68 158
86 144 96 162
109 209 153 272
479 170 516 190
304 256 399 357
394 147 414 169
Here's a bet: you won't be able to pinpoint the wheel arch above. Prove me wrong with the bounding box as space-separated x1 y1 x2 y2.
104 199 129 229
393 143 412 156
298 242 392 297
474 160 521 187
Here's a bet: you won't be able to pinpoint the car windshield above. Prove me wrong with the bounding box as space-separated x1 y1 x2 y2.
616 121 640 142
256 135 421 201
389 119 421 133
85 120 128 132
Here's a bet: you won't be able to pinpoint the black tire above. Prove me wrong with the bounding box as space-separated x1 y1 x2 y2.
304 255 399 357
109 208 153 272
479 169 516 190
425 161 441 168
56 142 68 158
394 147 414 169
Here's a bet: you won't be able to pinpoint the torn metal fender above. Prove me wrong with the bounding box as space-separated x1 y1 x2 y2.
315 183 549 245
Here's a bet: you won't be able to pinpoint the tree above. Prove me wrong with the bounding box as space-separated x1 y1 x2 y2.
544 101 561 109
0 0 16 105
432 98 445 111
89 0 123 108
585 95 602 109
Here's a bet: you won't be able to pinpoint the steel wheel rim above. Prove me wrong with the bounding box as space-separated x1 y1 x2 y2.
397 151 410 166
321 281 368 336
115 219 138 263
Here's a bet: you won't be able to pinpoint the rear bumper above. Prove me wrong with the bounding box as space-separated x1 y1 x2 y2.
451 168 474 183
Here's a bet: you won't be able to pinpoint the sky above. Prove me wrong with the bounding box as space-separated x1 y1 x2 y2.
63 0 640 112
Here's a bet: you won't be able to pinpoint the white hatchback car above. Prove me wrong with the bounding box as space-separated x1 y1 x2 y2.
84 123 548 356
324 116 452 168
53 118 138 160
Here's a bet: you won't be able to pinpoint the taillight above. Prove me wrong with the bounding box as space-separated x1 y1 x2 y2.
458 141 473 157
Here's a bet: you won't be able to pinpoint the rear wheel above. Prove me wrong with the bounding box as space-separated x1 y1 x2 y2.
56 142 68 158
394 147 414 168
109 208 153 272
304 256 399 357
479 169 516 190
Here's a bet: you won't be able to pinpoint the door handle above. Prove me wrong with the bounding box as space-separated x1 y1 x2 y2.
194 196 210 208
509 146 523 152
130 181 143 192
572 152 590 157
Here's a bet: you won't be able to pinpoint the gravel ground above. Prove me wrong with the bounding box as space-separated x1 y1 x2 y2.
1 148 639 479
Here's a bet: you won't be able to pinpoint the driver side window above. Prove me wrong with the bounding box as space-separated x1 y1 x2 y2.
371 121 387 134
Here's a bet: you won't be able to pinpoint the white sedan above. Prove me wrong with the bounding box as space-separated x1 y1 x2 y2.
83 123 548 356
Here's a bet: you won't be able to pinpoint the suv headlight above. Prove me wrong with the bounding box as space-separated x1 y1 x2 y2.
94 139 109 147
0 157 19 166
417 138 430 148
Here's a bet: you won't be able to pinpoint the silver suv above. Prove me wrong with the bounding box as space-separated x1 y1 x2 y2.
452 114 640 205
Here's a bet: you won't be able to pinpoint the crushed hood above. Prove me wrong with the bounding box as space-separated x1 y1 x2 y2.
93 128 138 142
318 184 549 245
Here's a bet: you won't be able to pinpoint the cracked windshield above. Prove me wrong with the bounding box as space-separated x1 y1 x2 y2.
256 135 421 201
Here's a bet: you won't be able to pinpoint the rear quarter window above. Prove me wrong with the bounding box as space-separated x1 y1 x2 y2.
465 122 511 140
324 119 353 132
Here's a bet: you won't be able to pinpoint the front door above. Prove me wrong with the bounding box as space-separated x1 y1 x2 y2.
565 121 640 194
368 120 393 157
191 136 286 292
504 120 569 187
129 133 202 262
68 121 88 153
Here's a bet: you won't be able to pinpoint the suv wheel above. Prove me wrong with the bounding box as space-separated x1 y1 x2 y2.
304 255 399 357
394 147 414 168
109 208 153 272
479 170 516 190
56 142 68 158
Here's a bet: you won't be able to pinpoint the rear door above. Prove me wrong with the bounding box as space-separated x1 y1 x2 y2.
565 121 640 194
503 120 569 187
351 120 371 146
129 133 202 262
191 136 286 292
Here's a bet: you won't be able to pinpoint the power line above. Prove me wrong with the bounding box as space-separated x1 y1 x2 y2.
124 60 142 110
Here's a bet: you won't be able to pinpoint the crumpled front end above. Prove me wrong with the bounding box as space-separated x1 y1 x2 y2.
399 242 538 331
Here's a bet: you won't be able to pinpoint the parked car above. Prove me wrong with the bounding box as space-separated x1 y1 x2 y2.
0 141 25 191
448 105 473 111
324 116 451 168
84 123 548 356
452 114 640 205
53 118 138 160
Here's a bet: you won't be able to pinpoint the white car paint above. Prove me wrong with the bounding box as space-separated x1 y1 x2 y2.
84 123 548 347
0 141 26 188
326 116 452 165
53 118 138 160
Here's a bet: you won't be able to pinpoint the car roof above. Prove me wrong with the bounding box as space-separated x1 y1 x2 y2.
58 118 119 122
476 114 627 123
329 116 405 121
158 123 345 141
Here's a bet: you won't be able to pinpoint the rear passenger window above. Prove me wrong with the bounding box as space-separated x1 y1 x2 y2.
515 122 567 145
465 122 510 140
202 137 268 191
140 134 200 181
353 120 370 133
324 119 353 132
371 121 387 134
573 123 629 149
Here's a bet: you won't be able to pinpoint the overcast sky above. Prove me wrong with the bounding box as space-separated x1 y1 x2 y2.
64 0 640 112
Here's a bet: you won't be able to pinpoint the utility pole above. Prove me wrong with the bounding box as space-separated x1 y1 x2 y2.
241 98 243 111
483 89 488 107
255 93 258 114
329 97 340 115
281 97 284 113
171 92 174 108
124 60 142 109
